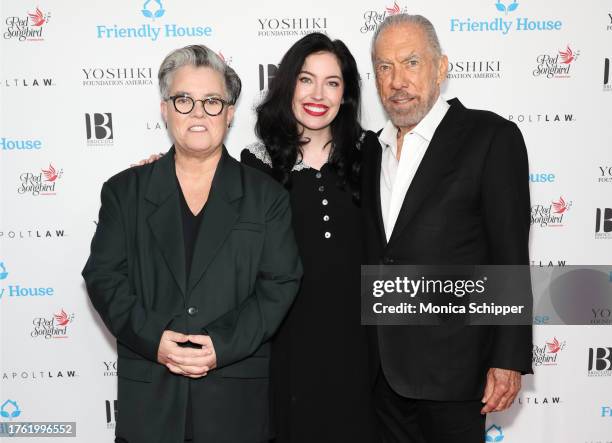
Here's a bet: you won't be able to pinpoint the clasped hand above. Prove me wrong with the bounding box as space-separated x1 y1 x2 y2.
157 330 217 378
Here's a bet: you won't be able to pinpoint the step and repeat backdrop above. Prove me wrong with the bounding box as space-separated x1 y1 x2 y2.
1 0 611 441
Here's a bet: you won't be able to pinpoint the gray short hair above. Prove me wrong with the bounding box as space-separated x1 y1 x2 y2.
158 44 241 104
371 14 442 61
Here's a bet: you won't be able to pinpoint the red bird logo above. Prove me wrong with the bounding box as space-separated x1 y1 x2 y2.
546 337 564 354
386 2 401 14
54 309 71 327
552 197 569 214
28 7 46 27
558 46 576 65
41 163 60 182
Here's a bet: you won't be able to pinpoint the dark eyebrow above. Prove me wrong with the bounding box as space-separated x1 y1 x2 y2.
171 91 224 99
299 70 342 81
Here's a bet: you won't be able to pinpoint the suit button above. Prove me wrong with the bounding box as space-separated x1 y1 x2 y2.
383 257 394 264
187 306 198 316
315 172 322 179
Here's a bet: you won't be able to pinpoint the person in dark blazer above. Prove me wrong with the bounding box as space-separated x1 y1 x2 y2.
361 15 533 442
82 45 302 443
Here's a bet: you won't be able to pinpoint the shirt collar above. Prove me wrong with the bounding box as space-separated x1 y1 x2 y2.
378 95 450 152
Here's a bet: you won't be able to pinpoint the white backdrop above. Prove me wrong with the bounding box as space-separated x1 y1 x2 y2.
1 0 611 441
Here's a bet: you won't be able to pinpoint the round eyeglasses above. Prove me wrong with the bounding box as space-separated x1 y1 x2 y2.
166 95 230 116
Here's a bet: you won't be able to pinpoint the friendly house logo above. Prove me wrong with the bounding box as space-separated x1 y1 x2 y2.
450 1 563 35
0 400 21 420
96 1 212 41
485 424 504 442
141 0 165 20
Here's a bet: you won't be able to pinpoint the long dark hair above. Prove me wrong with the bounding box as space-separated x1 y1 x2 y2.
255 32 363 201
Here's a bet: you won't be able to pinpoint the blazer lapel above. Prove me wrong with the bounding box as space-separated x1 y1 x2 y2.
187 148 242 294
372 136 387 247
145 147 187 297
387 98 467 246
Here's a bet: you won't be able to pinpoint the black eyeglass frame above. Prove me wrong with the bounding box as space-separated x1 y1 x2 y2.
166 94 232 116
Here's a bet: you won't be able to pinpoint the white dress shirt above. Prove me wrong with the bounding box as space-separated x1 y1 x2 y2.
379 95 450 241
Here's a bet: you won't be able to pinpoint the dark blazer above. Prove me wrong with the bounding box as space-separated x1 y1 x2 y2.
362 98 533 401
82 147 302 443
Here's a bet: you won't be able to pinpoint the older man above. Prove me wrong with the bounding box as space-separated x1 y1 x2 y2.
361 14 532 442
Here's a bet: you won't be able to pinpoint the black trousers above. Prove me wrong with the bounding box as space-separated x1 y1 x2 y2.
373 372 486 443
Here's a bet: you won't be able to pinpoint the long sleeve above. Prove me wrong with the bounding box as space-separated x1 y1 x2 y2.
82 182 176 362
481 120 533 374
202 186 302 368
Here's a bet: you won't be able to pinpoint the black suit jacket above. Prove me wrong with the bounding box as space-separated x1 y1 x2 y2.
82 147 302 443
362 98 533 401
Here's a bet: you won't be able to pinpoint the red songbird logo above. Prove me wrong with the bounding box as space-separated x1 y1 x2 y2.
42 163 59 182
552 197 569 214
558 46 575 65
546 337 563 353
54 309 71 327
28 7 46 27
386 2 401 14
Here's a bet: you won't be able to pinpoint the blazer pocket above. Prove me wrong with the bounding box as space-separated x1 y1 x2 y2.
117 357 153 383
232 221 264 233
216 356 269 379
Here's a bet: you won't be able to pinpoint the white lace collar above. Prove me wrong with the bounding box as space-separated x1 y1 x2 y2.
245 132 366 172
244 141 310 172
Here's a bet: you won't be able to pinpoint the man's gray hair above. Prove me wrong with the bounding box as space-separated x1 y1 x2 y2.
158 44 241 104
371 14 442 61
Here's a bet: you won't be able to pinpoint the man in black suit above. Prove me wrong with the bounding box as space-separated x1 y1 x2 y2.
361 14 532 442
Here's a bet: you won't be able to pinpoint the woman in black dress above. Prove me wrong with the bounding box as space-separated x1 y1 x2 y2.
241 33 377 443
